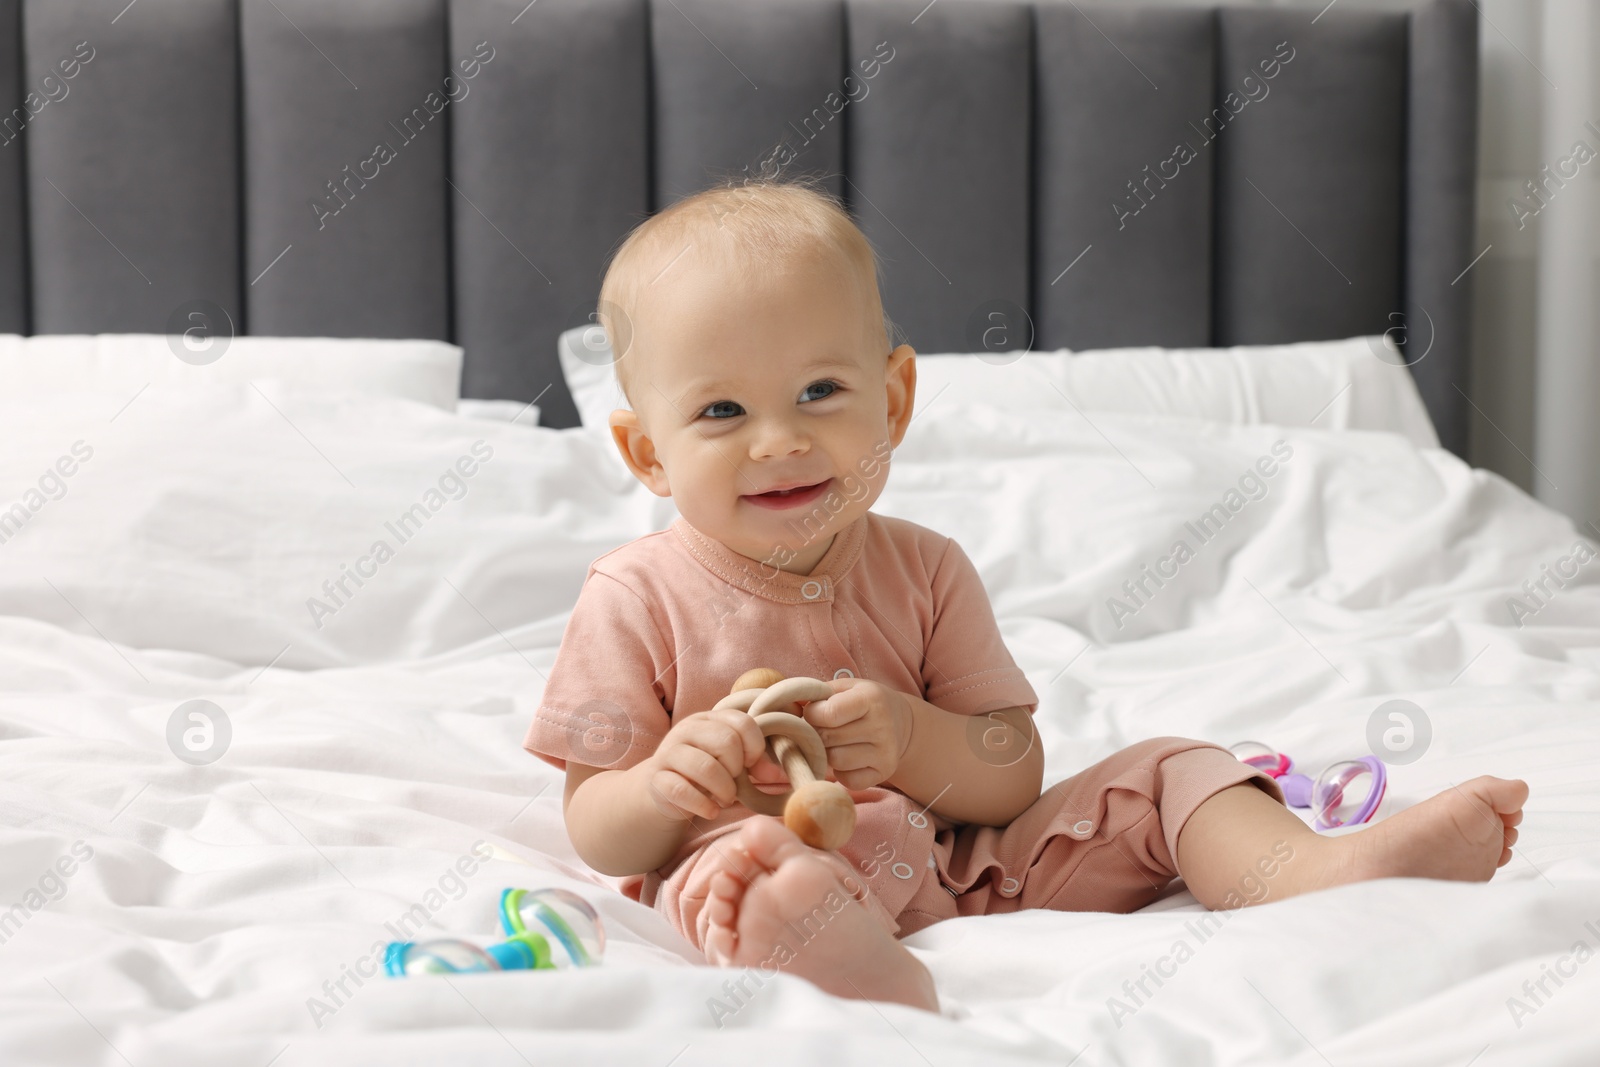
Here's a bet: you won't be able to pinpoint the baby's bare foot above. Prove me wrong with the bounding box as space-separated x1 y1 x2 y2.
1333 775 1528 886
700 816 938 1013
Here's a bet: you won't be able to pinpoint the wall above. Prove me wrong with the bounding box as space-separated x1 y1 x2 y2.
1150 0 1599 532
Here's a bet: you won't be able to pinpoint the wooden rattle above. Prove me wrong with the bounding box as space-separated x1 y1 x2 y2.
713 667 857 851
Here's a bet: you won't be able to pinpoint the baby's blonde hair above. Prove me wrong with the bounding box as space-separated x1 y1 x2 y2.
595 176 899 409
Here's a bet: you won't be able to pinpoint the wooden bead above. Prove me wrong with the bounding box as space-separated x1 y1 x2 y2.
785 780 857 851
731 667 786 693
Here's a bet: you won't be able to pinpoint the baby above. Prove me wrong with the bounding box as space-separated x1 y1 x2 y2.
523 178 1527 1014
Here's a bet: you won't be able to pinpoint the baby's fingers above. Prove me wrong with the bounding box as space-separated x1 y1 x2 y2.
645 767 720 822
672 743 744 806
823 740 881 773
801 694 851 730
706 708 769 771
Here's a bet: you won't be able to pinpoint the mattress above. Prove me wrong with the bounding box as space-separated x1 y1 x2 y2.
0 384 1595 1066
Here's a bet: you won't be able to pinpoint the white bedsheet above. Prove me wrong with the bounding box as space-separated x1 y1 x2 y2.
0 387 1596 1066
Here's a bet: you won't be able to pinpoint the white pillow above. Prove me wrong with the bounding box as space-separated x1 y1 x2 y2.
912 336 1439 447
455 398 541 426
0 384 652 669
0 334 464 411
557 323 629 429
556 327 1438 447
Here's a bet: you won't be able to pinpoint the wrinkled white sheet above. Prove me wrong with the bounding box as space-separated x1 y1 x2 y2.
0 387 1596 1066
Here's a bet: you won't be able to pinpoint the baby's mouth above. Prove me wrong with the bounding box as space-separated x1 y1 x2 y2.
741 478 833 511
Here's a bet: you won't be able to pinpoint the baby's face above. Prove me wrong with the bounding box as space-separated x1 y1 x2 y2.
608 243 916 575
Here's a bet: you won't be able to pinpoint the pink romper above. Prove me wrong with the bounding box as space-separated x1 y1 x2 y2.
523 512 1280 952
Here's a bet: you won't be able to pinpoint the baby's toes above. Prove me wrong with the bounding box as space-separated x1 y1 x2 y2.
704 922 733 966
1482 776 1529 817
706 869 745 926
703 872 742 965
704 868 754 963
1497 826 1520 868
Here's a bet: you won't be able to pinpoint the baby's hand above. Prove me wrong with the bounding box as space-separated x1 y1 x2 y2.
801 678 913 790
640 708 767 824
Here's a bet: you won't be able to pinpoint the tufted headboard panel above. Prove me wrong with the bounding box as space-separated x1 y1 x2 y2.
0 0 1477 452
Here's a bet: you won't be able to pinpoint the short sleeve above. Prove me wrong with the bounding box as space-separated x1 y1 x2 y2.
522 569 674 772
922 538 1039 717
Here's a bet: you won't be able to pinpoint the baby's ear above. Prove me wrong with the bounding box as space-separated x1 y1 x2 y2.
608 408 671 497
885 344 917 446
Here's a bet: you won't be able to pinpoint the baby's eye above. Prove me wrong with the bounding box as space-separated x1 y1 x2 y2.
799 379 839 403
700 400 745 420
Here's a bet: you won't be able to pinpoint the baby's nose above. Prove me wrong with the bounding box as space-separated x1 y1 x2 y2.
750 419 809 458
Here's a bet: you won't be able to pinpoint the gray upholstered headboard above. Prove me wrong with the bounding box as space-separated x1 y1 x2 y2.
0 0 1476 453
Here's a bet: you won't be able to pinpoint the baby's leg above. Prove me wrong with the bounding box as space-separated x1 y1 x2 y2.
701 816 939 1012
1176 776 1528 908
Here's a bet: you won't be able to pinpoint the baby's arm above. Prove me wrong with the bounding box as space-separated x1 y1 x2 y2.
563 707 767 877
887 698 1044 827
807 678 1044 827
563 761 690 876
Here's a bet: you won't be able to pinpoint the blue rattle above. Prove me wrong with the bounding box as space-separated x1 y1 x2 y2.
384 887 606 976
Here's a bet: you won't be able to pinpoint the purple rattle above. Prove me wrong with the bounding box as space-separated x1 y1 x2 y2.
1229 741 1388 831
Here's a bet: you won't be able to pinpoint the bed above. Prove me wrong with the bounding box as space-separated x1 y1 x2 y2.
2 0 1598 1064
